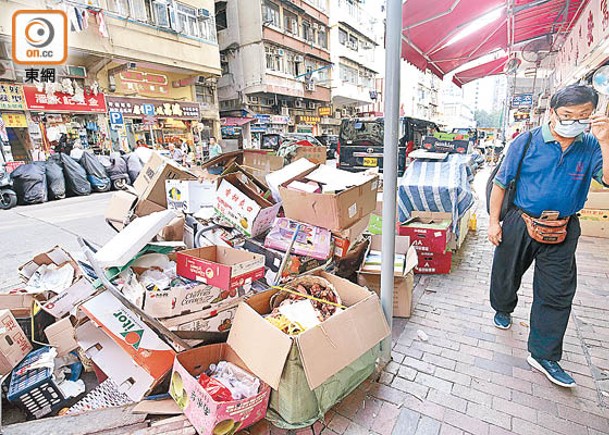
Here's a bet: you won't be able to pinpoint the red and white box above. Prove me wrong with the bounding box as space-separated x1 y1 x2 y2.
415 251 452 275
170 343 271 435
176 246 265 292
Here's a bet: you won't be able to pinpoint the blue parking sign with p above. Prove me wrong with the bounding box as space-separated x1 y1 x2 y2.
109 111 124 125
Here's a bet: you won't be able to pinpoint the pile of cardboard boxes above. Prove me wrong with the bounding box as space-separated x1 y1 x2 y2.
0 151 413 434
579 180 609 238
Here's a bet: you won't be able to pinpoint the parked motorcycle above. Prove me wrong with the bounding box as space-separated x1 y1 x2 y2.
100 152 130 190
0 164 18 210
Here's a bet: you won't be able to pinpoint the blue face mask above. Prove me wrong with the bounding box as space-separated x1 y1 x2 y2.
553 122 587 138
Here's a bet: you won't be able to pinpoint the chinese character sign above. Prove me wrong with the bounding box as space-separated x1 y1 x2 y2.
23 85 107 112
106 96 200 120
0 84 25 111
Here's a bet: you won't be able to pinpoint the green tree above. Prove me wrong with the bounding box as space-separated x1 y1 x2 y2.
474 109 502 128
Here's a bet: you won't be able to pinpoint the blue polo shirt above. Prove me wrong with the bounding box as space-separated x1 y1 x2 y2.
494 124 606 217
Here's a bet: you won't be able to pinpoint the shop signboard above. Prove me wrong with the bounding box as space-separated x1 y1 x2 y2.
106 96 199 120
318 106 332 117
511 94 532 108
296 115 321 125
109 111 124 126
555 0 604 86
1 113 27 128
270 115 290 124
0 84 25 111
23 86 107 113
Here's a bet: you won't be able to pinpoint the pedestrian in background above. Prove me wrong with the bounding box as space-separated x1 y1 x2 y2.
209 136 222 159
488 85 609 388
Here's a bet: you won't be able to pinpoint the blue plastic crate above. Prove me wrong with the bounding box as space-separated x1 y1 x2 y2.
7 347 66 419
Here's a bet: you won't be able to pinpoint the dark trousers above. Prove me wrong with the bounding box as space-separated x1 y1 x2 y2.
490 209 581 361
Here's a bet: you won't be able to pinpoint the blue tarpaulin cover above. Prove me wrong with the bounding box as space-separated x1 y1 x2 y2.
398 154 474 235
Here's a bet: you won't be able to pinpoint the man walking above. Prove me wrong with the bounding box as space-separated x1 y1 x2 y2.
488 85 609 387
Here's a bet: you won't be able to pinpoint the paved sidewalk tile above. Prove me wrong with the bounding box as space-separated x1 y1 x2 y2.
257 173 609 435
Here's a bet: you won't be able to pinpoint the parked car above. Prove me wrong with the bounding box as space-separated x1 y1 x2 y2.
316 134 339 160
260 133 323 151
338 117 439 176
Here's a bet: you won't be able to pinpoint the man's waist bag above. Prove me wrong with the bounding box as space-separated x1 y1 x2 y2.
520 212 570 245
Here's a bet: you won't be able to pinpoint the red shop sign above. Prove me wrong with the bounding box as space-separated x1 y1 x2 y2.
23 86 107 113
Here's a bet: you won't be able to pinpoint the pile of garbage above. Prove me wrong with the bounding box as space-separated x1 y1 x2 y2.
1 150 433 434
6 151 139 207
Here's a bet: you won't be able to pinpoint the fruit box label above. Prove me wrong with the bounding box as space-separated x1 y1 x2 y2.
170 358 270 435
81 292 175 379
215 179 281 237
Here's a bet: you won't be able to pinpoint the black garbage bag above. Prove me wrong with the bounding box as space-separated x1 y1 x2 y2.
45 159 66 200
10 163 48 205
123 153 143 184
59 153 91 196
79 152 111 192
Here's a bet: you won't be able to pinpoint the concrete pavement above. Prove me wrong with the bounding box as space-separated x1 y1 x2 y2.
0 192 116 290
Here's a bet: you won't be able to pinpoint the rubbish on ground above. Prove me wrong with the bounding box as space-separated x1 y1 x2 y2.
417 330 429 342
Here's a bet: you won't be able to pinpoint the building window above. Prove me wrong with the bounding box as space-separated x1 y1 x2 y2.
284 11 298 36
265 46 284 73
108 0 148 21
318 27 327 48
360 73 372 88
152 0 170 27
220 52 230 75
176 4 199 37
302 21 313 42
340 64 358 85
348 34 359 51
199 15 218 42
216 1 227 30
262 1 280 27
338 28 348 45
196 85 215 104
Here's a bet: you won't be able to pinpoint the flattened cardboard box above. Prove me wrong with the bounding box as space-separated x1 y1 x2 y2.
0 310 33 376
357 235 418 318
19 246 82 283
44 317 78 357
105 189 138 231
78 291 175 400
42 279 98 319
76 320 157 401
279 165 379 231
228 271 390 390
170 343 271 435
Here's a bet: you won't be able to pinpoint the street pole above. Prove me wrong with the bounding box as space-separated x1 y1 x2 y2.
380 0 402 364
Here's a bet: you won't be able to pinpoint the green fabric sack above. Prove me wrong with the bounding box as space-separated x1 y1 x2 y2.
266 343 381 430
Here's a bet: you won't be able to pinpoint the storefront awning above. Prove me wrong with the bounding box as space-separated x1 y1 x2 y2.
452 55 509 87
221 117 256 126
401 0 587 80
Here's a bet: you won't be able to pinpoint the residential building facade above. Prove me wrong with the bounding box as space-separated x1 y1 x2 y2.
327 0 384 133
400 61 442 124
0 0 221 158
216 0 331 146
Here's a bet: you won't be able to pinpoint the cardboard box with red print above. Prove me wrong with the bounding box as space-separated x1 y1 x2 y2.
176 246 265 292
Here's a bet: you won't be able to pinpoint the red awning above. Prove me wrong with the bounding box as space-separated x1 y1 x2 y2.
452 55 509 87
401 0 587 80
221 117 255 126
